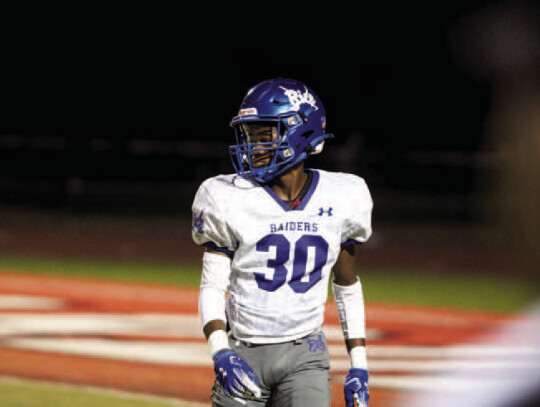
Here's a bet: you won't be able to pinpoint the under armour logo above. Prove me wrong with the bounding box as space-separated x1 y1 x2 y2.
318 207 333 216
192 209 205 234
306 335 326 352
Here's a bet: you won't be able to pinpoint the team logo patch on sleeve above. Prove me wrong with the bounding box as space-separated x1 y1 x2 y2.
192 210 205 234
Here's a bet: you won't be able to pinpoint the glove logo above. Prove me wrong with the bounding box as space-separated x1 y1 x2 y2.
213 349 262 402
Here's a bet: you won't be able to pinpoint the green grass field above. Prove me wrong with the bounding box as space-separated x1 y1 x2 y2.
0 378 205 407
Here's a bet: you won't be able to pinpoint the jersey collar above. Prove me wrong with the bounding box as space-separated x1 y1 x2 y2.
261 169 320 212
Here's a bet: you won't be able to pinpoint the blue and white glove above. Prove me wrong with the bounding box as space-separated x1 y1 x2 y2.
344 368 369 407
213 349 262 402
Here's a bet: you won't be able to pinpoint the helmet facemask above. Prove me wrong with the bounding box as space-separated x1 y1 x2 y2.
230 113 304 183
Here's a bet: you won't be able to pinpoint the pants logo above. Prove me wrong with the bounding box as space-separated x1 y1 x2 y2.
306 335 326 352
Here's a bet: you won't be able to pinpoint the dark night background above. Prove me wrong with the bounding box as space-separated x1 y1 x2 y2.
0 1 539 263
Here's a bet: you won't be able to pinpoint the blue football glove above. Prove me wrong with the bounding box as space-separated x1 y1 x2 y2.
344 368 369 407
213 349 261 401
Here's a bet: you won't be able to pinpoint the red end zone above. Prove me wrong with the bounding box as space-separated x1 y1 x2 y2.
0 271 516 407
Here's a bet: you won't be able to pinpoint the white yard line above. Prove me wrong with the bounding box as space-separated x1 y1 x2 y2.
0 313 204 337
0 295 65 310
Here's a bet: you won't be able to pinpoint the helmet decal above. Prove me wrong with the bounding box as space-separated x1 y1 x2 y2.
238 107 258 116
279 86 319 111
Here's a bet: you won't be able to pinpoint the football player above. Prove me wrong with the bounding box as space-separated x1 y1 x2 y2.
192 78 372 406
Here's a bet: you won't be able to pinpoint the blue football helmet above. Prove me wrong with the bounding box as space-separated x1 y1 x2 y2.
230 78 334 183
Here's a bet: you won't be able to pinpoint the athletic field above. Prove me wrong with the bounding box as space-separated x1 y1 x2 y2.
0 219 538 406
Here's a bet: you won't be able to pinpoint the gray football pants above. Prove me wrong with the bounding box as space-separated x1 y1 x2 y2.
211 330 331 407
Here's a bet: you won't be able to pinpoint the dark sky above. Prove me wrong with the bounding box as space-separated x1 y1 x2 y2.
1 6 496 154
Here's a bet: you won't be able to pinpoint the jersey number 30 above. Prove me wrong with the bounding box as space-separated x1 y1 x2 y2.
255 234 329 293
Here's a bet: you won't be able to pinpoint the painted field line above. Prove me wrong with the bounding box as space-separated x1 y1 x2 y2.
0 295 65 310
355 374 530 392
0 375 209 406
2 338 213 366
331 358 540 372
0 312 381 341
329 344 540 358
4 338 539 373
0 313 204 337
364 307 506 327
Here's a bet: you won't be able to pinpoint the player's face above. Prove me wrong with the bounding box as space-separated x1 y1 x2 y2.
242 123 278 167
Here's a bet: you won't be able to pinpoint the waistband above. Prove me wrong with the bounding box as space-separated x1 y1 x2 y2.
231 330 323 348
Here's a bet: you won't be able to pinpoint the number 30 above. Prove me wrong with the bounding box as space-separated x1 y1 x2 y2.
254 234 329 293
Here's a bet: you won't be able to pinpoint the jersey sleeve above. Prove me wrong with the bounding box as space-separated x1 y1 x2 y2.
341 176 373 247
191 180 237 257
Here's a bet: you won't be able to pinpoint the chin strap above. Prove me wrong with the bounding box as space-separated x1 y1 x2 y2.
310 140 325 155
308 133 334 155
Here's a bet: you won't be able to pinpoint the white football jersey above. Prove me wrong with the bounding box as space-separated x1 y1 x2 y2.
192 169 373 344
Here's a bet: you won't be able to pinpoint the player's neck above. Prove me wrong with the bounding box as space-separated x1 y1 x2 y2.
269 163 308 201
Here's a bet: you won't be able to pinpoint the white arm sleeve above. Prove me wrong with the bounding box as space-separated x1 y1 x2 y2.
341 177 373 246
332 277 366 340
198 250 232 328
